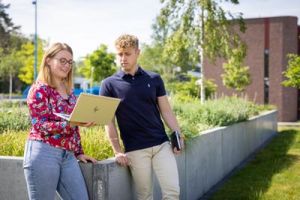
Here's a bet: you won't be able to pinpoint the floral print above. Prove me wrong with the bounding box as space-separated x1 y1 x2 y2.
27 81 83 156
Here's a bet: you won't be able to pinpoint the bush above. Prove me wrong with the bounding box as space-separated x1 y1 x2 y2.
198 96 259 126
0 103 30 133
0 131 28 156
170 95 263 138
165 77 217 100
80 127 114 160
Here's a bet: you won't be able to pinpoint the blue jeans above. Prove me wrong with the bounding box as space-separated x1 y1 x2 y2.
23 140 89 200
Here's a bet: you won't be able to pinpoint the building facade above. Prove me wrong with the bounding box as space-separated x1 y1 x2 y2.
205 16 300 122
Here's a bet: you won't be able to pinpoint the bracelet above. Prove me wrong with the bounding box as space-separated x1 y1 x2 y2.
174 130 181 136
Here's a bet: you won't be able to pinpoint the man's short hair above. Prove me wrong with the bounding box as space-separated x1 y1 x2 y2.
115 34 139 49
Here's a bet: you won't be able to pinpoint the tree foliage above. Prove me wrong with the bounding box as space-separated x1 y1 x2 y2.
282 54 300 88
162 27 199 72
17 38 45 84
78 44 116 84
0 33 30 86
138 43 165 73
154 0 247 101
222 46 250 92
0 49 21 78
0 2 30 94
166 76 217 100
0 1 20 53
155 0 245 60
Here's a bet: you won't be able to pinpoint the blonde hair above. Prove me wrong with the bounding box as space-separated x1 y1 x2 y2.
37 42 73 95
115 34 139 50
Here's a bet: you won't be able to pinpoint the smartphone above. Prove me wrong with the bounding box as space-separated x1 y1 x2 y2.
170 131 181 151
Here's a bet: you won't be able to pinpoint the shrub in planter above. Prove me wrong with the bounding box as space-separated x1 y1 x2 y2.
198 96 259 126
0 127 115 161
80 127 114 160
0 131 27 156
0 106 30 133
170 95 262 138
0 96 272 160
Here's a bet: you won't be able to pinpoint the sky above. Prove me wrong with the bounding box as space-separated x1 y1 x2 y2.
2 0 300 60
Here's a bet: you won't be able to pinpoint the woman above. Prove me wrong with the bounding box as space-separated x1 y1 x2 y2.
24 42 97 200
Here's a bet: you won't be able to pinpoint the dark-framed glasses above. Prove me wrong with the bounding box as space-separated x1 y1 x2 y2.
55 58 75 66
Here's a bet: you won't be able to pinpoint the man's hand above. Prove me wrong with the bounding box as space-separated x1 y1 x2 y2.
173 137 185 155
77 154 97 164
115 152 130 167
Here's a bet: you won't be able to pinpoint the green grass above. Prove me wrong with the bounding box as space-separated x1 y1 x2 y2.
209 127 300 200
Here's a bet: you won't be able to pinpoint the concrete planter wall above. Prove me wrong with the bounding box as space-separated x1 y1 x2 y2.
0 110 277 200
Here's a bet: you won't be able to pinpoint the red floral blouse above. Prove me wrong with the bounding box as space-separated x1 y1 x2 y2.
27 81 84 156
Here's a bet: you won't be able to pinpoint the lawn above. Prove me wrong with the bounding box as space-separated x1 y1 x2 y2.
208 127 300 200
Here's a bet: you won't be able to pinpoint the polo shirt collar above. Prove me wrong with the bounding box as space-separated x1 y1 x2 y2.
117 66 144 78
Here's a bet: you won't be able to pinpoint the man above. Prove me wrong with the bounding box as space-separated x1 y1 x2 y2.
100 34 184 200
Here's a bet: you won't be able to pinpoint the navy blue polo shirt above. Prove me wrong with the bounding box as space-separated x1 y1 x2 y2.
100 67 169 152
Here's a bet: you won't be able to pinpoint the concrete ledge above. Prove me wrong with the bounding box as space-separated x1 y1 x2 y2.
0 110 277 200
278 122 300 127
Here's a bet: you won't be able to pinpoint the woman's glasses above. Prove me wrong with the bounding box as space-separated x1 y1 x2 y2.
55 58 75 67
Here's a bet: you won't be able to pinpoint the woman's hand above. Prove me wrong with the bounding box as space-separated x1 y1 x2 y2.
77 154 97 164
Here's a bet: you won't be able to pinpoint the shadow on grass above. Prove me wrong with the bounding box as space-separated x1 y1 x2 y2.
208 129 299 200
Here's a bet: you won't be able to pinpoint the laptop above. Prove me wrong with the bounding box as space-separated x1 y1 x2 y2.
54 93 121 125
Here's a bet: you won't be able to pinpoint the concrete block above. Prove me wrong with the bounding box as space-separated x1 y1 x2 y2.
185 127 223 200
175 151 186 200
0 157 28 200
85 158 135 200
201 128 223 192
221 125 236 176
248 117 258 153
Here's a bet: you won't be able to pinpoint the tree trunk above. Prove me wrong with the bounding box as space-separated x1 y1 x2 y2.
200 6 205 104
9 73 12 100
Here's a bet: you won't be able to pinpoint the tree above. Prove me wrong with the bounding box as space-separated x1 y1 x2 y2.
0 49 22 98
0 1 20 53
222 46 250 92
154 0 246 102
0 33 29 92
282 54 300 88
138 43 165 73
18 38 45 84
78 44 116 86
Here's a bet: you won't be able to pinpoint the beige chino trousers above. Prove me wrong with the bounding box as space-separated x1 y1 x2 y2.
126 142 180 200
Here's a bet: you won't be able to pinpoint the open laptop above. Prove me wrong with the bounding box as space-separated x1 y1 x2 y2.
54 93 121 125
